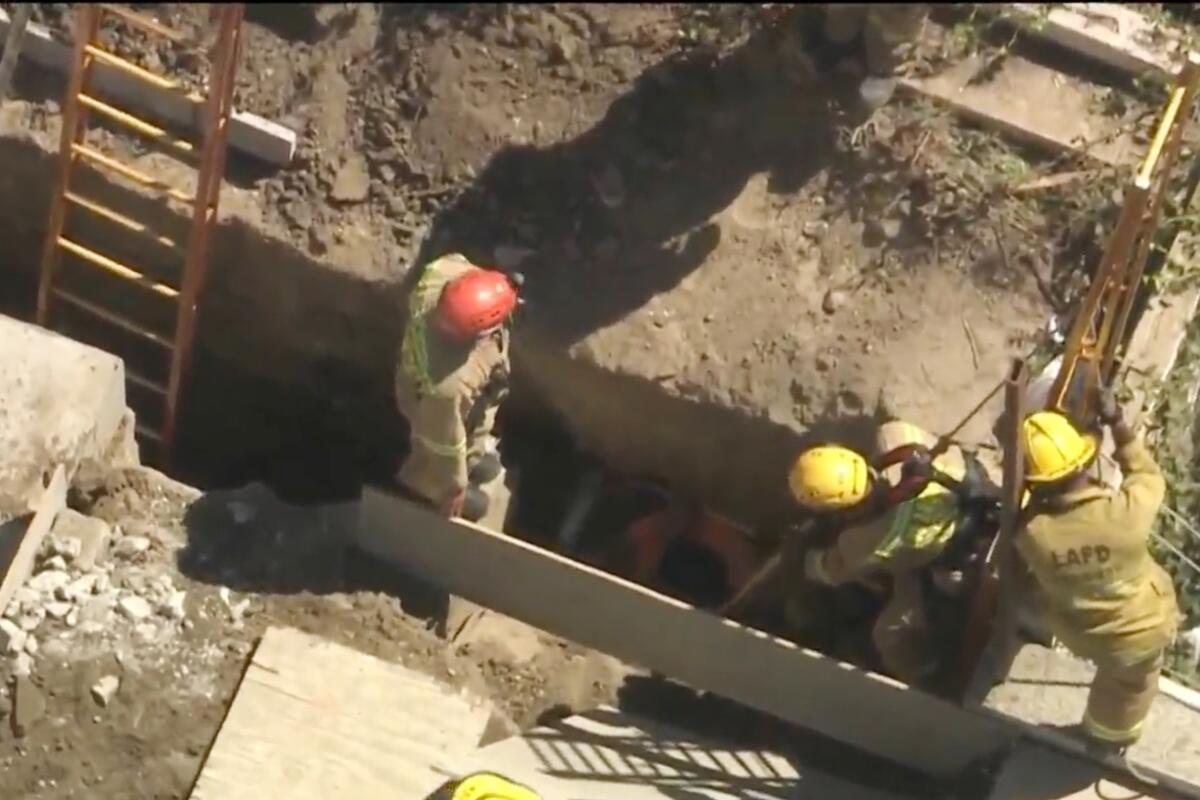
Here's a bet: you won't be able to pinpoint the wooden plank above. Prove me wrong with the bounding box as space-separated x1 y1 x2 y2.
0 8 295 167
457 706 914 800
995 4 1183 80
189 626 492 800
1120 233 1200 424
900 53 1137 165
0 465 66 614
355 488 1017 778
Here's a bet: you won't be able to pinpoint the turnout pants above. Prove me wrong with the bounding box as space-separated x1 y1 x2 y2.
1083 651 1165 746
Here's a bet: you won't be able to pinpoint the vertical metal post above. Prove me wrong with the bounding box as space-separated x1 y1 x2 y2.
36 6 101 326
162 4 243 462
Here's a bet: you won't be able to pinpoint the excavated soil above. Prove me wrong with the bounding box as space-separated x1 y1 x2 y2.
0 3 1116 518
0 5 1156 797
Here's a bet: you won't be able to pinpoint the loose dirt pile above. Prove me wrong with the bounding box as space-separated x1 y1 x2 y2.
0 466 624 799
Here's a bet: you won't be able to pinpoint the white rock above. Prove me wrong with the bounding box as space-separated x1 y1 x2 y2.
27 570 71 594
62 574 98 601
24 635 37 655
78 595 115 626
45 534 83 563
0 619 26 654
162 591 187 621
135 623 158 641
3 603 19 620
44 602 72 621
92 573 111 594
78 622 105 636
12 652 32 677
91 675 120 707
65 609 79 628
41 555 68 573
117 596 152 621
113 537 151 559
17 609 45 632
10 588 39 607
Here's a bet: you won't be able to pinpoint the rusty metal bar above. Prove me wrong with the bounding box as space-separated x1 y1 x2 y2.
58 236 179 298
71 142 194 204
36 6 100 326
1102 56 1200 381
51 287 173 349
953 358 1028 704
64 190 182 250
126 369 168 396
77 92 195 153
162 4 244 458
98 4 186 43
83 44 180 90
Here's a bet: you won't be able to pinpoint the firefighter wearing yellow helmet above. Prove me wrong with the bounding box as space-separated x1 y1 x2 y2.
1016 390 1179 755
426 772 541 800
787 420 989 685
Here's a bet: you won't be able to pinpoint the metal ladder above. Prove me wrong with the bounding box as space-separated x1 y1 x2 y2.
35 3 244 466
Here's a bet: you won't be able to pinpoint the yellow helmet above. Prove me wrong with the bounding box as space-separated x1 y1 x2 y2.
789 445 871 511
1022 411 1097 484
442 772 542 800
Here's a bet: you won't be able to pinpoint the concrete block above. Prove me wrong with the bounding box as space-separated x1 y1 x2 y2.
0 315 126 513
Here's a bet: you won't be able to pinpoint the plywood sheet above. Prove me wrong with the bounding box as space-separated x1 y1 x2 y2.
356 488 1016 777
458 706 914 800
902 53 1137 165
989 741 1177 800
190 626 491 800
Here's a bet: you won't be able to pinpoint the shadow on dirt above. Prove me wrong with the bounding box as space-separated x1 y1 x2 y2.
410 11 867 346
176 482 452 620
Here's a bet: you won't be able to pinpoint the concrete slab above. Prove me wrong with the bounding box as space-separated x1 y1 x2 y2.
457 706 915 800
357 488 1017 777
0 314 126 514
986 645 1200 788
989 741 1177 800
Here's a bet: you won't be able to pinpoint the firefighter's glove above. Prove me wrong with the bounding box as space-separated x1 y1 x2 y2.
1096 386 1122 427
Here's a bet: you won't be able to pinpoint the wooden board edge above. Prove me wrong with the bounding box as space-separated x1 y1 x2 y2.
988 4 1179 80
896 78 1116 165
0 8 296 167
0 464 66 613
355 487 1017 778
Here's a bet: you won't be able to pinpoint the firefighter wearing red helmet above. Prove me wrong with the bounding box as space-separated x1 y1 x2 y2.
395 253 520 520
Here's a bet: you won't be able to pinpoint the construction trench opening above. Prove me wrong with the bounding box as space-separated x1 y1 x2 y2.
5 4 1200 798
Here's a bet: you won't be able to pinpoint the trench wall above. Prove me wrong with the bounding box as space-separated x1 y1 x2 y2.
0 124 832 520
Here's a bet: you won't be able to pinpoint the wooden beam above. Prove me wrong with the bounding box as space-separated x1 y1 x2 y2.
0 8 295 167
189 626 492 800
355 487 1018 778
900 53 1136 166
0 465 66 615
992 4 1183 81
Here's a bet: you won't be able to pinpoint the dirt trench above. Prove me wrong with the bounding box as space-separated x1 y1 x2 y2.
0 3 1092 526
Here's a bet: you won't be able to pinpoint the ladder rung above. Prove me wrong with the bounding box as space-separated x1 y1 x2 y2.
84 45 180 91
78 93 195 154
64 191 182 250
71 143 194 205
126 369 168 396
134 423 164 442
98 4 186 43
50 288 174 349
57 236 180 298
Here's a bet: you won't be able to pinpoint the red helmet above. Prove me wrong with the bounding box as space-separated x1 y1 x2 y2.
435 268 519 340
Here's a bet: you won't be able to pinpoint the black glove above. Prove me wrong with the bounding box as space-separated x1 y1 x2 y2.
1096 386 1122 427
